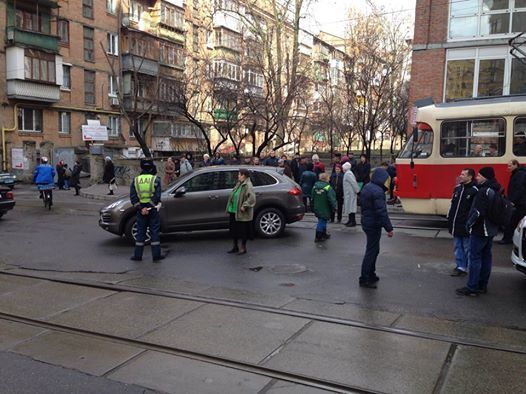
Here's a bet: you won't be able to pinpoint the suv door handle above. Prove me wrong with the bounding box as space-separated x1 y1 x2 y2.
208 195 218 200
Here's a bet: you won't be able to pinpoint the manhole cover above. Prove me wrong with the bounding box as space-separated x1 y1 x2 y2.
269 264 307 274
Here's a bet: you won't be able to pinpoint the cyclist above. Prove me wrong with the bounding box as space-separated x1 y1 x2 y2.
33 157 55 206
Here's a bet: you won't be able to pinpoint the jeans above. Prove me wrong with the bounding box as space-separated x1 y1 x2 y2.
134 208 161 259
467 234 493 292
453 236 470 272
360 228 382 283
316 218 327 233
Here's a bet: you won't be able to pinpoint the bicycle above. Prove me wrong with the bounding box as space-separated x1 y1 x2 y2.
37 184 54 210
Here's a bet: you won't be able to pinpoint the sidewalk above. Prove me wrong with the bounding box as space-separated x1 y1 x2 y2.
80 183 128 201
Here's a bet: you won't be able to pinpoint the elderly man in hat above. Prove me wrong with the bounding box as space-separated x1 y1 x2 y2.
456 167 500 297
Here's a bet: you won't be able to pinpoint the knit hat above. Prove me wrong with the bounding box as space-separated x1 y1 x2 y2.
335 164 342 170
342 162 352 172
341 155 349 163
479 167 495 180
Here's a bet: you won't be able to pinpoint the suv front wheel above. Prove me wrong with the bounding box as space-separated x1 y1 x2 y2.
124 216 151 245
255 207 285 238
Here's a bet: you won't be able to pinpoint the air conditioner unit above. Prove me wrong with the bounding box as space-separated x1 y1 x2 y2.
110 97 120 106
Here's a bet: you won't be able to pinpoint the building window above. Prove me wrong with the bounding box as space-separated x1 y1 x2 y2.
511 58 526 94
108 116 120 137
244 70 264 88
59 112 71 134
440 119 506 157
477 59 505 97
107 33 119 55
160 2 185 29
160 42 185 68
214 28 241 51
57 20 69 45
83 27 94 62
449 0 526 39
130 1 143 22
108 75 118 96
82 0 94 18
62 65 71 89
212 60 240 81
130 119 144 138
24 49 55 83
84 70 96 105
18 108 43 132
107 0 117 14
15 9 50 34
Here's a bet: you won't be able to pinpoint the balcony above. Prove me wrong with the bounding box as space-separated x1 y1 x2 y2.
7 80 60 102
213 11 241 33
122 54 159 76
6 26 59 52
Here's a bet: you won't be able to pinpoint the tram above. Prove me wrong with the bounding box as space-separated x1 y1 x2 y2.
396 95 526 215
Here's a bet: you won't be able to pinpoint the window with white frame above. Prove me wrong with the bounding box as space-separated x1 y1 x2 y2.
108 116 120 137
106 0 117 14
160 42 185 68
129 1 143 22
449 0 526 40
107 33 118 55
212 60 240 81
62 64 71 89
108 75 118 96
59 112 71 134
444 46 526 101
18 108 43 132
243 70 263 88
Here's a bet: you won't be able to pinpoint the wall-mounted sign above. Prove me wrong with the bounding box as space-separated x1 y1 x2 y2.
11 148 24 169
82 120 108 141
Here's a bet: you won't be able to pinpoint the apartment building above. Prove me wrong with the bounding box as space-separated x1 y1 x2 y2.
409 0 526 112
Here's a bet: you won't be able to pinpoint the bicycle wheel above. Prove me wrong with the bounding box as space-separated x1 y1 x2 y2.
47 190 52 210
42 191 48 208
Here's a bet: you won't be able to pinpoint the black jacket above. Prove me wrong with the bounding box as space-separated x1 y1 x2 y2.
329 172 344 199
355 161 371 184
507 167 526 209
447 181 478 237
103 161 115 183
70 164 82 187
360 169 393 232
466 180 501 237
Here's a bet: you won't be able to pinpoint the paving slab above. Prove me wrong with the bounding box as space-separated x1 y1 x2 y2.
120 275 211 294
141 304 310 364
284 299 400 327
395 314 526 352
0 275 42 295
0 351 157 394
195 286 294 308
0 319 46 350
265 380 338 393
50 292 203 338
109 350 271 394
11 331 144 376
440 345 526 394
0 281 115 320
264 321 450 394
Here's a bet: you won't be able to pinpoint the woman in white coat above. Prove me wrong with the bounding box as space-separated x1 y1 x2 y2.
342 162 360 227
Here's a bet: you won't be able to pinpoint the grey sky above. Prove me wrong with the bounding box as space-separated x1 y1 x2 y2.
303 0 417 38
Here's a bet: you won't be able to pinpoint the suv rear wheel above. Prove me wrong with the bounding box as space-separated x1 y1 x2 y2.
255 207 285 238
124 216 151 245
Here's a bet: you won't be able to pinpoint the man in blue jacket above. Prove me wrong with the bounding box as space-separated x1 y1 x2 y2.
33 157 55 201
359 168 394 288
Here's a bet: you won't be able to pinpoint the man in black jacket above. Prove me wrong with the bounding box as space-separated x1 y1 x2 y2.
447 168 478 276
498 160 526 244
456 167 500 297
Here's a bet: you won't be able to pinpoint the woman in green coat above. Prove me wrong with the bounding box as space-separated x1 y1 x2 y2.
226 168 256 255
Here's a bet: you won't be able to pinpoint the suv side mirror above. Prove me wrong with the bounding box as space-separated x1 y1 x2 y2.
174 186 186 197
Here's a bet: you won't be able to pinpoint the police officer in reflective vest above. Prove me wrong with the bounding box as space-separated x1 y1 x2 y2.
130 158 164 262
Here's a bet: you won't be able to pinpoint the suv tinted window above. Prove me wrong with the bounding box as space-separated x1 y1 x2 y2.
251 171 277 186
183 172 218 192
218 171 238 190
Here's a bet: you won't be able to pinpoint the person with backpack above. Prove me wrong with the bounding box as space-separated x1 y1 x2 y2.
498 160 526 244
456 167 502 297
311 173 337 242
447 168 478 276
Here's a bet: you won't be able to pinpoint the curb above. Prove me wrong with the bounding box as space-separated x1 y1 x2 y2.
79 189 128 201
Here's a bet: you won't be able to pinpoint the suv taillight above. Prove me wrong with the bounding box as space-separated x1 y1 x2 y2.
6 192 13 199
288 187 301 196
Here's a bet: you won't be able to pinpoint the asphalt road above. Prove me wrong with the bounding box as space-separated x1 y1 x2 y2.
2 185 526 330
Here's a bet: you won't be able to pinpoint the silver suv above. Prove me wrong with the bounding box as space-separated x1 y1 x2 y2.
99 165 305 243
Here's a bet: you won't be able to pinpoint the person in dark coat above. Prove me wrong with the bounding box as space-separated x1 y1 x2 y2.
300 162 317 212
456 167 501 297
447 168 478 276
329 164 344 223
355 154 371 187
56 161 65 190
290 154 301 183
103 156 116 195
263 150 279 166
70 160 82 196
359 168 394 288
311 173 337 242
499 160 526 244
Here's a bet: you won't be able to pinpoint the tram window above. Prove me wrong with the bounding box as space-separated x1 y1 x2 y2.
440 119 505 158
399 130 433 159
513 117 526 156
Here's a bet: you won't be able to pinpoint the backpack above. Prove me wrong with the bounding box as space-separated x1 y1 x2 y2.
488 188 513 226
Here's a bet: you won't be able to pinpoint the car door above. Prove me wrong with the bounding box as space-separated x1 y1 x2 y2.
215 170 239 225
162 171 221 230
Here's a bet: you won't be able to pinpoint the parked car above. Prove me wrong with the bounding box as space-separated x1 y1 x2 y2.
0 172 16 190
0 189 15 218
99 165 305 243
512 216 526 275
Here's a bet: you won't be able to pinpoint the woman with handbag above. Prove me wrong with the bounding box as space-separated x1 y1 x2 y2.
226 169 256 255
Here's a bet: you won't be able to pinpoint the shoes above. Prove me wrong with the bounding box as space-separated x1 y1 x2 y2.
130 256 142 261
455 287 479 297
314 231 324 243
322 232 331 240
153 255 166 263
107 192 114 196
450 268 468 277
497 239 512 245
479 287 488 294
359 281 377 289
227 248 239 254
237 250 247 255
370 275 380 283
